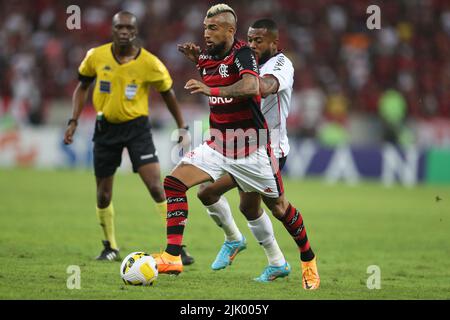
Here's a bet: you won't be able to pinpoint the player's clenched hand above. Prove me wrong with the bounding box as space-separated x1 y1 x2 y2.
184 79 211 96
63 123 77 145
177 127 191 149
177 42 201 63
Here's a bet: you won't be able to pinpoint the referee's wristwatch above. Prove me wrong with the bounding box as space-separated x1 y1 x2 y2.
67 118 78 126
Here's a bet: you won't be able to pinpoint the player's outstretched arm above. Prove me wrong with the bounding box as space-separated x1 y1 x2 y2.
64 81 90 145
177 42 201 64
184 73 259 98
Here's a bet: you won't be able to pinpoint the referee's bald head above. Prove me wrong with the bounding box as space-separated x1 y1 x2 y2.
112 11 138 28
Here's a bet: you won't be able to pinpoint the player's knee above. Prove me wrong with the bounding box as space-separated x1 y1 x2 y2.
197 186 220 206
149 183 163 195
239 202 254 216
163 175 188 192
97 190 112 208
148 182 164 201
265 197 289 220
267 202 286 220
239 203 261 220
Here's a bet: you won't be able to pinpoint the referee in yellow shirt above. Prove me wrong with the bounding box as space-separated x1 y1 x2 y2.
64 11 194 264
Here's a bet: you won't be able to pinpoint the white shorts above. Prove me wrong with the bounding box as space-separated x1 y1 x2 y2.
179 142 284 198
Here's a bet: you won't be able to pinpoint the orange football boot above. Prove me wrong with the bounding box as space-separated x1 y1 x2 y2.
301 256 320 290
152 251 183 275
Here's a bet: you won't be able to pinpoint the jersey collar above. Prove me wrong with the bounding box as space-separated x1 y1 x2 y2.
110 43 141 65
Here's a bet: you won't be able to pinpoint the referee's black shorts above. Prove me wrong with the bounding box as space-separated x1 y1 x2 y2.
92 116 159 178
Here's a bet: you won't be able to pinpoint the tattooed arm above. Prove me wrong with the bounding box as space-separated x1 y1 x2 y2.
184 73 259 98
258 75 279 98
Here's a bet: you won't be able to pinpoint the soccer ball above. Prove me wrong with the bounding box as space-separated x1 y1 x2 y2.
120 252 158 286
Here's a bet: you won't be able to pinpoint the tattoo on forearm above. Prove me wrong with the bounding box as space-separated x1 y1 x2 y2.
260 76 278 96
219 75 259 98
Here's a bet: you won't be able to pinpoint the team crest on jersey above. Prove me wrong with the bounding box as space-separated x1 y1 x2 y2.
219 64 229 78
125 84 138 99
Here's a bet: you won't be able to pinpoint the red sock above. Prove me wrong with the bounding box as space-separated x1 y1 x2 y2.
278 203 315 261
163 175 188 256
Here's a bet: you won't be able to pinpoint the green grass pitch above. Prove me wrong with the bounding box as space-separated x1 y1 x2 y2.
0 168 449 299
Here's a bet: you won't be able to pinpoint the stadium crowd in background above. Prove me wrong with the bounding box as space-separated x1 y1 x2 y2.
1 0 450 145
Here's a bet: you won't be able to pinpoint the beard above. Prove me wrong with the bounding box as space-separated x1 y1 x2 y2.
206 41 227 57
258 50 272 65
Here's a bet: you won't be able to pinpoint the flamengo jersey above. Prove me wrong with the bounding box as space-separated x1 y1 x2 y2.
259 52 294 158
197 39 267 158
78 43 173 123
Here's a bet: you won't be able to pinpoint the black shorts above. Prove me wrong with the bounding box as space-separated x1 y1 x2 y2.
93 116 159 178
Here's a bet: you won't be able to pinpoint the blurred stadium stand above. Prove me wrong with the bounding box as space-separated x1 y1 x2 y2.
1 0 450 184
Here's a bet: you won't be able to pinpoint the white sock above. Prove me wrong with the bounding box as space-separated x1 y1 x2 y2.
247 210 286 267
206 196 242 242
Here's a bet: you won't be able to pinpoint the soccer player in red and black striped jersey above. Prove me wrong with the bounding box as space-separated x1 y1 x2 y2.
153 4 320 290
192 18 295 283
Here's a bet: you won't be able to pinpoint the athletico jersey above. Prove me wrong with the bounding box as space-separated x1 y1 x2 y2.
197 39 267 158
78 43 173 123
259 52 294 158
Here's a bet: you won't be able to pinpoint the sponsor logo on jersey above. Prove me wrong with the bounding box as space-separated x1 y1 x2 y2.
208 96 234 104
185 150 196 158
199 54 213 60
235 58 243 72
273 55 285 71
251 55 258 71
